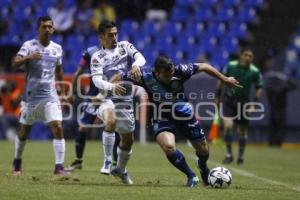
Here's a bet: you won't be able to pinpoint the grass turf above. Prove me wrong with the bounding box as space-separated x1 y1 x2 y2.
0 140 299 200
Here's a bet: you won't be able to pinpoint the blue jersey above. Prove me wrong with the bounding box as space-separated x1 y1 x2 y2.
140 63 199 119
79 46 99 97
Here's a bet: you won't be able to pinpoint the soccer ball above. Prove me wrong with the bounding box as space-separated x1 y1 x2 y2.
208 167 232 188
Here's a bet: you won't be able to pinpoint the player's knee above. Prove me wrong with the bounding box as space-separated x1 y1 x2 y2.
50 122 64 138
104 118 116 132
79 126 88 132
119 134 134 150
163 143 176 154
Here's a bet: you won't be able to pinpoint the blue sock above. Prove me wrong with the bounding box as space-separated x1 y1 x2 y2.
113 132 120 164
75 130 86 159
196 153 209 172
167 149 195 178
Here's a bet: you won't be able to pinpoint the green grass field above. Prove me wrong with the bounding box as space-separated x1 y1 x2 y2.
0 140 299 200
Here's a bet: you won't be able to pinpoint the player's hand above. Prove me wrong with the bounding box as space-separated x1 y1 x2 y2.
28 52 42 61
112 83 126 96
129 65 142 81
109 73 122 83
225 77 243 88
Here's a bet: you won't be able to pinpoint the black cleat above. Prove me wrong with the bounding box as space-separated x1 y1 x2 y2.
222 155 234 164
200 170 210 186
237 158 244 165
65 159 83 172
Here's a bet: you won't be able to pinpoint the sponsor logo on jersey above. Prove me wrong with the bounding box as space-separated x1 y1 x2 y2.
119 47 125 55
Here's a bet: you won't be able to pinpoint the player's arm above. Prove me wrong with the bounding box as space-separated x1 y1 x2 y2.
196 63 241 88
72 66 85 94
90 55 126 96
12 43 42 68
126 42 146 81
55 64 66 97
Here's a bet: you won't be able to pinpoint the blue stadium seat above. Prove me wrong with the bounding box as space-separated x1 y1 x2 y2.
228 22 248 38
120 20 139 36
161 21 183 37
176 0 195 6
238 7 257 23
141 20 161 36
245 0 264 8
207 22 227 37
222 0 241 8
216 7 235 21
220 36 239 53
170 6 189 22
194 8 213 21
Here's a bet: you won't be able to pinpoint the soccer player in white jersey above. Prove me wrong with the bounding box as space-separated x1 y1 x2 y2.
11 16 68 176
90 20 146 184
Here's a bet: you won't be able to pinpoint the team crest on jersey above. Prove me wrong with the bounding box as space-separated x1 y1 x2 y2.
92 58 99 64
98 53 106 59
52 50 57 55
119 47 125 55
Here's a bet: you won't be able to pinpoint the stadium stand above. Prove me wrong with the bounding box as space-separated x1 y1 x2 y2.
0 0 266 73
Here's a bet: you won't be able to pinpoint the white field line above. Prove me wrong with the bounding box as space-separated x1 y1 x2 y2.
208 160 300 193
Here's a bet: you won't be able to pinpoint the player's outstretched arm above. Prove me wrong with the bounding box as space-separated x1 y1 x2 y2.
196 63 242 88
12 53 42 68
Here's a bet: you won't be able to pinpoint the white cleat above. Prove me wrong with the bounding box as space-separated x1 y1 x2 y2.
100 160 112 175
111 168 133 185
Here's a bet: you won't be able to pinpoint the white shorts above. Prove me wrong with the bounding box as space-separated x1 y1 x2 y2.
97 99 135 134
19 101 63 125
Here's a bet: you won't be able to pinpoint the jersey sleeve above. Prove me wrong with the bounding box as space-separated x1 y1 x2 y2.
174 63 198 80
79 50 90 69
124 41 139 58
254 70 263 88
56 46 63 66
222 63 230 76
90 53 103 76
17 42 30 57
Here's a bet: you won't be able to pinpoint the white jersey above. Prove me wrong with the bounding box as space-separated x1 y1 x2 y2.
91 41 144 101
17 39 63 103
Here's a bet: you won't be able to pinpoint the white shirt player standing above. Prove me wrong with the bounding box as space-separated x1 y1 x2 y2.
12 16 68 176
91 20 146 184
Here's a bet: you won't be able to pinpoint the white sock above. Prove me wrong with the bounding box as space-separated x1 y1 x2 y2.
102 131 115 161
116 147 132 173
14 136 26 159
53 139 65 164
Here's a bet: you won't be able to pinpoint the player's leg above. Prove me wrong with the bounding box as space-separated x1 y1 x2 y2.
97 100 117 174
181 118 210 186
67 106 97 171
45 101 67 175
222 118 234 163
110 104 135 184
236 123 248 164
156 130 198 187
12 101 33 176
220 97 237 163
12 123 32 176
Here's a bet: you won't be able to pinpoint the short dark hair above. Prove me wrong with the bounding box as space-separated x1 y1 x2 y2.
37 16 53 28
240 46 254 54
97 20 116 35
154 56 173 71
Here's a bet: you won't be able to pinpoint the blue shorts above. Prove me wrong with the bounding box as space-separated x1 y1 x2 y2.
79 103 97 125
153 116 206 142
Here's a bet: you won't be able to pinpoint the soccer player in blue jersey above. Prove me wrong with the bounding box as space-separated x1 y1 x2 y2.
11 16 68 176
117 56 240 187
65 45 120 174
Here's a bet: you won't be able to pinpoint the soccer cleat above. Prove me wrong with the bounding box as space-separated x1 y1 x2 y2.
100 159 112 175
222 155 234 164
186 176 199 188
237 157 244 165
65 159 83 172
54 164 70 176
200 170 210 186
12 158 22 176
111 168 133 185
